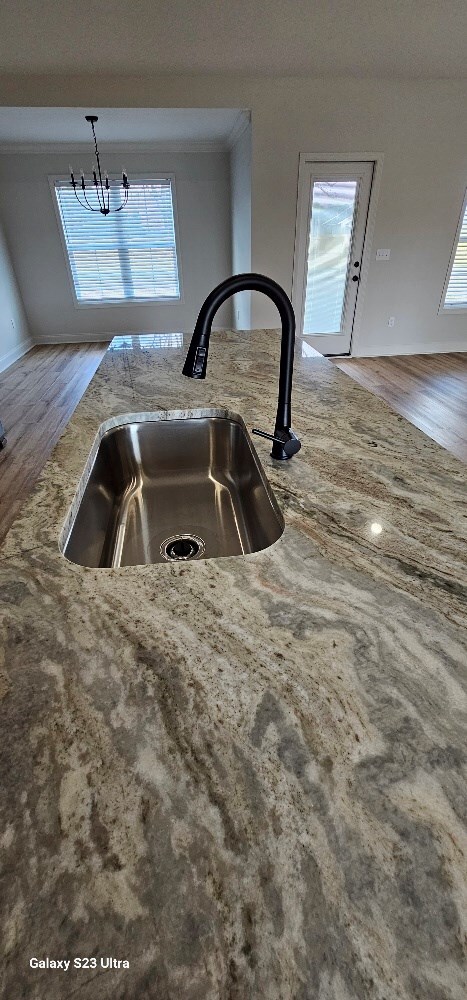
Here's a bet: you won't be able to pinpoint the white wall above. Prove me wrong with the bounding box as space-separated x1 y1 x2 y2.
1 75 467 355
0 148 232 342
0 218 31 373
230 122 252 330
248 78 467 356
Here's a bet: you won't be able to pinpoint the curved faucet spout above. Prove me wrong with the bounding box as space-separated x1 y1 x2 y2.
182 273 301 460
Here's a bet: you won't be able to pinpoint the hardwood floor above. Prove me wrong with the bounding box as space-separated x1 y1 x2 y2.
332 352 467 463
0 343 108 546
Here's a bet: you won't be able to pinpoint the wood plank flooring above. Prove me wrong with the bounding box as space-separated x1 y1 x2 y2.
0 343 108 546
333 352 467 463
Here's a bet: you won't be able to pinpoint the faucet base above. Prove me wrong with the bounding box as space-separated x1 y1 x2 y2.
271 430 302 461
252 426 301 461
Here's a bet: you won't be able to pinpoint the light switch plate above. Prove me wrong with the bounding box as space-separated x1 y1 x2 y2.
376 248 391 260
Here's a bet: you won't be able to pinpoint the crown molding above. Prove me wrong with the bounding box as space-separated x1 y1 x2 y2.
0 138 230 155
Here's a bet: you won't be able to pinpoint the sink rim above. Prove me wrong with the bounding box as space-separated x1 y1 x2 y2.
59 407 285 566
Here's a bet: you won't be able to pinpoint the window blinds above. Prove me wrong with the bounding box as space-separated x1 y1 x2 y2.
445 197 467 308
54 178 180 303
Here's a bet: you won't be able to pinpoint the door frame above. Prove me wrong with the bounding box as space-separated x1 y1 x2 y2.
292 151 384 356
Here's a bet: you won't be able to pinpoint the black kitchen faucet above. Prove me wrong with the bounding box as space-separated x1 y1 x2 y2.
182 273 301 460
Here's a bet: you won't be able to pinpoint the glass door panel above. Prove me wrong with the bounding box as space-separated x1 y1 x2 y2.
293 160 374 355
303 180 357 335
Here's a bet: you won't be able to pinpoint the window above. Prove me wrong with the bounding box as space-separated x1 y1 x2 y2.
53 178 180 304
441 189 467 310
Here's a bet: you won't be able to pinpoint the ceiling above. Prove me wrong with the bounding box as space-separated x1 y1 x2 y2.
0 108 246 145
0 0 466 79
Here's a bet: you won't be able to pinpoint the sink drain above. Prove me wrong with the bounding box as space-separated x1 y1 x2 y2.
161 534 205 562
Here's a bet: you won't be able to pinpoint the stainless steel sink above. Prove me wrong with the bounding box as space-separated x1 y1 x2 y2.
61 411 284 567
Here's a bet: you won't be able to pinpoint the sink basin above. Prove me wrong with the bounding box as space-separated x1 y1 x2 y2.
61 410 284 567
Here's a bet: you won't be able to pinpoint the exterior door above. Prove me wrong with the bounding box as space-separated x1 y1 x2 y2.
293 160 374 355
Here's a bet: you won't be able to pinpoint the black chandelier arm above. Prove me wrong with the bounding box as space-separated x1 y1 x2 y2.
71 183 128 214
92 173 106 213
86 186 106 213
72 189 101 213
70 176 100 212
84 186 102 212
114 189 129 212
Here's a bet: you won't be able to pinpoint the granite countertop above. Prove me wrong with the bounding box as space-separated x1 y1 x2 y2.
1 330 466 1000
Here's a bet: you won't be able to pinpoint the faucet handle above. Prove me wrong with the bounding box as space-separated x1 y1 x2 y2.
252 427 301 460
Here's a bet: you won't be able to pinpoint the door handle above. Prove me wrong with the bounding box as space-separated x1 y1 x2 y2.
352 275 359 282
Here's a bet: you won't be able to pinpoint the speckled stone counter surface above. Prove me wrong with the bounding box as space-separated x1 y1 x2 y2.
1 331 466 1000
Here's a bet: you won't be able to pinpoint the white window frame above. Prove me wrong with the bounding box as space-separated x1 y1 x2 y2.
49 173 183 309
439 187 467 313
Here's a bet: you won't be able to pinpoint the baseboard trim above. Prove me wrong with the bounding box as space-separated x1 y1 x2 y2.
353 339 467 358
34 332 114 345
34 327 227 346
0 338 33 374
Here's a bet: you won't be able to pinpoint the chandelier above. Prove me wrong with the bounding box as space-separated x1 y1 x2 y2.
69 115 129 216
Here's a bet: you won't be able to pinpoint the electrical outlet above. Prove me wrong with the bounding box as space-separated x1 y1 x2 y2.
376 248 391 260
388 316 395 327
10 318 15 329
